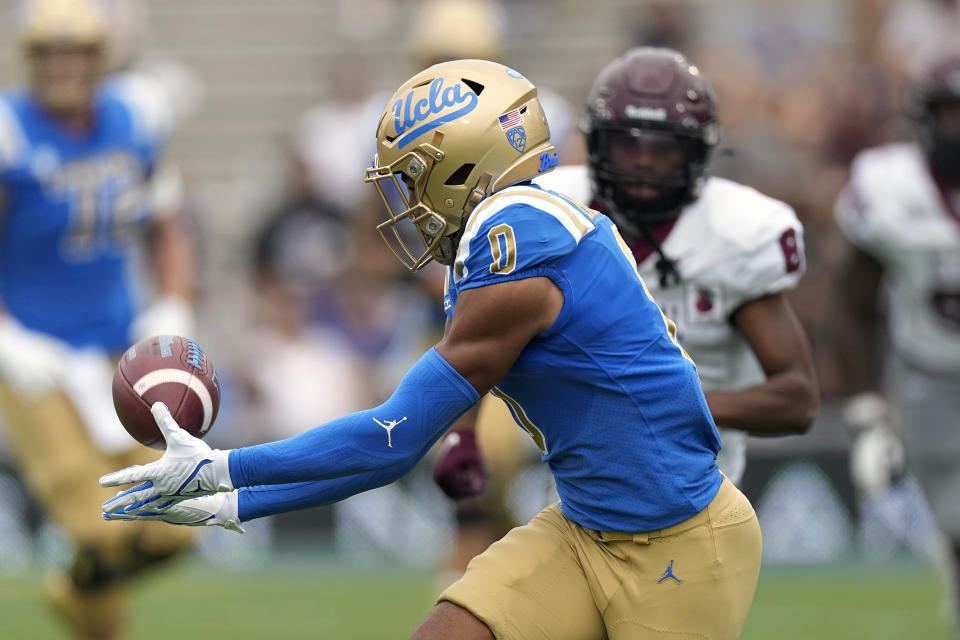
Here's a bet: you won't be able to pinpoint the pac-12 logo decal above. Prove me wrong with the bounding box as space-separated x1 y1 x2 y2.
506 126 526 153
392 77 478 149
504 67 525 79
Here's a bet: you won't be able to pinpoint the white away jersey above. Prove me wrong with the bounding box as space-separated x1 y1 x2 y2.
536 166 806 482
836 143 960 374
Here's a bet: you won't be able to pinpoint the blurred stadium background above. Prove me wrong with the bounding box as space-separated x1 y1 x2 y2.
0 0 956 638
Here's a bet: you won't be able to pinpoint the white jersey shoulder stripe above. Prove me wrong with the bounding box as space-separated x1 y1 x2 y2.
110 73 174 145
460 187 595 249
0 99 26 168
455 187 595 281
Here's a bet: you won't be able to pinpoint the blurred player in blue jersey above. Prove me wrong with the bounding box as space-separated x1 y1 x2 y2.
0 1 196 637
100 59 762 640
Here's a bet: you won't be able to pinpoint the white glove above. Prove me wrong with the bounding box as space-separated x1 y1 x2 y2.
103 490 244 533
100 402 233 514
130 295 195 342
843 392 906 497
0 315 68 398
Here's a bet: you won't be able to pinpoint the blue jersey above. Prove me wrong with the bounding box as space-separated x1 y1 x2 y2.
444 184 722 532
0 75 172 352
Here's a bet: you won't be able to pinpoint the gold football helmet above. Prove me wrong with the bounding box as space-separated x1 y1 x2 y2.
18 0 109 113
365 59 557 271
19 0 108 51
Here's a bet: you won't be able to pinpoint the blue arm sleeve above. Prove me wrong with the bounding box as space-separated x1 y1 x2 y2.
228 348 479 490
237 453 424 521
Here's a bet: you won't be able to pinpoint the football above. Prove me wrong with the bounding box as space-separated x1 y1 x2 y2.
112 335 221 449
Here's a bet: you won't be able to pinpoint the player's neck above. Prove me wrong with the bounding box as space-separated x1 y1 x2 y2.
52 109 95 135
36 101 96 136
628 216 680 265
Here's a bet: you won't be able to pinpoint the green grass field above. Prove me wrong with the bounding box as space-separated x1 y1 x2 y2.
0 559 952 639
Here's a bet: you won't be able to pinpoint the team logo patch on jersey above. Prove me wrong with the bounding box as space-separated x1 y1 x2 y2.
684 284 724 323
695 289 714 313
779 228 803 273
506 126 526 153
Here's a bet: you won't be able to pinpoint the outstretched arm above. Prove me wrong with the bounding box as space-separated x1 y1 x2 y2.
233 275 562 514
104 459 430 529
227 347 478 488
102 276 562 519
236 462 423 521
102 347 479 513
234 275 562 489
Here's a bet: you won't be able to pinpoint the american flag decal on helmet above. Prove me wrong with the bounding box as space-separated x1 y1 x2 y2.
498 109 523 130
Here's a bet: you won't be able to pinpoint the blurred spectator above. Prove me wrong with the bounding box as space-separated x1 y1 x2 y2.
881 0 960 80
408 0 505 66
626 0 692 51
293 0 580 212
241 195 366 441
290 57 383 211
240 175 446 566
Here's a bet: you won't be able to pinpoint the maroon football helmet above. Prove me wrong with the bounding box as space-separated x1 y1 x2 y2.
581 47 720 228
908 47 960 182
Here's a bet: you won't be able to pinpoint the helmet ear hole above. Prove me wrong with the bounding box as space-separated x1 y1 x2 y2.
462 79 485 95
444 163 476 186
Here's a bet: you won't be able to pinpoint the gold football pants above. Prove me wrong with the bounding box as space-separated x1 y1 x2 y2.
0 383 195 638
440 476 762 640
0 383 194 555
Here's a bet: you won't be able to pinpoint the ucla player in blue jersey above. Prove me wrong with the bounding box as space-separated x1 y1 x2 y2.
0 1 196 638
100 60 762 639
